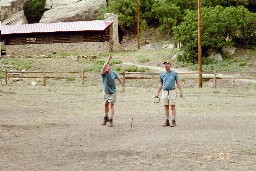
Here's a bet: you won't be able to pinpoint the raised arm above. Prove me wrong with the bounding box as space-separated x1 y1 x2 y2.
101 54 112 74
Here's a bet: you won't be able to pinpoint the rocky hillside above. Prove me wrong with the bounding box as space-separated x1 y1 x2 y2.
1 0 106 25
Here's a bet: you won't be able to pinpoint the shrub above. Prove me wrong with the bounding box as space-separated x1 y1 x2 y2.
137 56 150 63
124 65 149 72
84 65 102 72
173 6 256 62
110 59 123 65
138 67 149 72
125 65 139 72
23 0 46 23
113 66 122 72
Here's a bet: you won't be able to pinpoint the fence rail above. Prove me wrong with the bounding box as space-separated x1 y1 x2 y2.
0 70 86 86
0 70 256 87
121 71 256 88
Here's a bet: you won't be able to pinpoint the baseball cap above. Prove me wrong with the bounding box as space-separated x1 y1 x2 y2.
163 61 171 64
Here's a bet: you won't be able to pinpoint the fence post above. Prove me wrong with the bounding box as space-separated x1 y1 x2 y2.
82 70 85 86
214 70 217 88
122 72 126 88
43 72 46 86
5 69 8 85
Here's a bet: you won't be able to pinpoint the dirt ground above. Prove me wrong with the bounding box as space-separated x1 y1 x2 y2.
0 78 256 171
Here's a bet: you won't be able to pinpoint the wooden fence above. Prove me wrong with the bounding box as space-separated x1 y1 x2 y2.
0 70 256 87
121 71 256 88
0 70 86 86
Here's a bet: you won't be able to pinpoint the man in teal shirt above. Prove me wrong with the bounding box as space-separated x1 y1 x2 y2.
155 61 183 127
101 54 124 127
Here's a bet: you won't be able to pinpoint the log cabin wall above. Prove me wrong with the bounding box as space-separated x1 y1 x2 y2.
3 28 110 45
2 28 112 56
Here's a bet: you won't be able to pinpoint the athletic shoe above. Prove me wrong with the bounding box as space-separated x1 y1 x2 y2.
101 116 109 125
162 119 170 127
109 119 113 127
170 119 176 127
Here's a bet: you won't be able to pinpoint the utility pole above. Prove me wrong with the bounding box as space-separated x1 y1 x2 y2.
198 0 203 88
136 0 140 49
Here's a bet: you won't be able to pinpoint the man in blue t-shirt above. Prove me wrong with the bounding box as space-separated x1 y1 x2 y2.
155 61 183 127
101 54 124 127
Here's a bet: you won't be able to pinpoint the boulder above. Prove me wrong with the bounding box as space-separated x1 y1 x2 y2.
40 0 107 23
222 46 236 56
162 44 174 49
207 49 223 61
209 53 223 61
171 50 184 61
1 0 29 24
1 0 106 25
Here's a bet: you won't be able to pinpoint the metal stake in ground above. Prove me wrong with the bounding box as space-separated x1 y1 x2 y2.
131 118 133 128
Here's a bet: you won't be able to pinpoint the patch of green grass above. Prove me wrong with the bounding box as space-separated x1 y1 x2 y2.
50 51 80 57
86 58 123 73
113 66 123 72
138 67 150 72
137 56 150 63
110 59 122 65
3 58 32 70
84 65 102 72
181 56 251 72
124 65 149 72
66 77 75 81
96 60 105 65
125 65 139 72
238 61 247 66
0 71 4 78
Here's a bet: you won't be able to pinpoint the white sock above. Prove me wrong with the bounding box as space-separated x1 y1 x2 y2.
105 113 108 117
165 110 169 120
110 112 114 120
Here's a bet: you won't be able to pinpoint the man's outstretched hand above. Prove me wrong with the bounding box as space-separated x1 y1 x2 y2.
107 53 112 63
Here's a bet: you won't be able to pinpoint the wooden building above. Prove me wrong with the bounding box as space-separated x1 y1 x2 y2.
0 20 118 56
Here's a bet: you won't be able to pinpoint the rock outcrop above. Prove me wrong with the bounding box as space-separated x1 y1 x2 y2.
1 0 107 25
40 0 106 23
1 0 28 25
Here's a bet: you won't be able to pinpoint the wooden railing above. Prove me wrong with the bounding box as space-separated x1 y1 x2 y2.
0 70 255 87
121 71 256 88
0 70 86 86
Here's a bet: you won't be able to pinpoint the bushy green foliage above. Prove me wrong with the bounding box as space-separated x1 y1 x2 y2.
1 44 6 51
152 1 181 34
23 0 46 23
173 6 256 62
101 0 255 42
124 65 138 72
105 0 137 30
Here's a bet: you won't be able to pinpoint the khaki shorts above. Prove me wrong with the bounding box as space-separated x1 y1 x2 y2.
161 90 177 106
103 93 116 104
